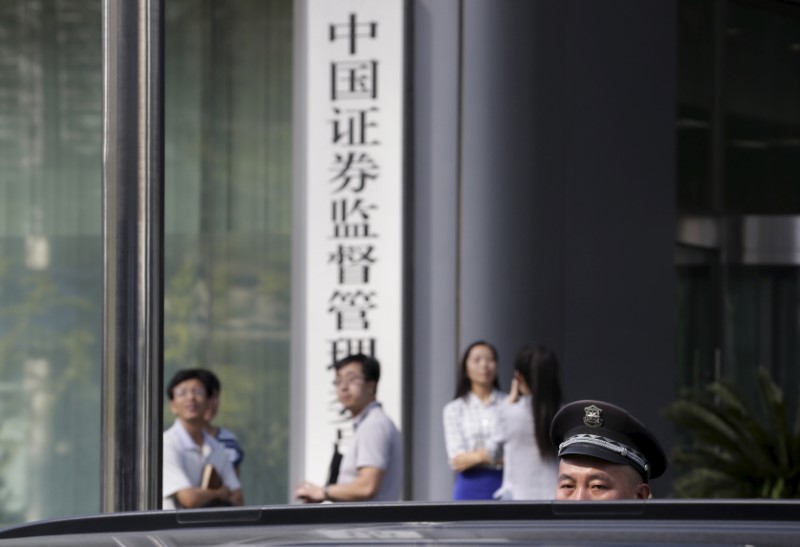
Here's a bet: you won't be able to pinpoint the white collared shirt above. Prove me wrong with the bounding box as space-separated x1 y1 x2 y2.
162 420 241 509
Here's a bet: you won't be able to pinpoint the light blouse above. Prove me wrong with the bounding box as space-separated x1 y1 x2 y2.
486 395 558 499
442 390 506 468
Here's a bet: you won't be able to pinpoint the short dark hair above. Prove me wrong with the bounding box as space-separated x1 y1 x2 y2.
166 368 214 400
334 353 380 383
196 368 221 396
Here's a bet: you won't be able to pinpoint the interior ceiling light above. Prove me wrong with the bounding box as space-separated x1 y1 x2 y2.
728 139 768 149
676 118 710 129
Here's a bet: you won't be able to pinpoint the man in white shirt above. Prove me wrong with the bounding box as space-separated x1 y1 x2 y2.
294 354 403 502
162 369 244 509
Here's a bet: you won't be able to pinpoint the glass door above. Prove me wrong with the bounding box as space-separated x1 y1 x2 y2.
676 243 723 393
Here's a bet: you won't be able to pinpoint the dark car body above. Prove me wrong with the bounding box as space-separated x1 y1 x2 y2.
1 500 799 546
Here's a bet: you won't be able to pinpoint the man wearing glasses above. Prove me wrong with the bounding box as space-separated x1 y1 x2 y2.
162 369 244 509
295 354 403 502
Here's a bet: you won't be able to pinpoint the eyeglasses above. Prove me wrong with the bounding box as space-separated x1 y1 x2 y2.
173 387 207 399
332 375 365 388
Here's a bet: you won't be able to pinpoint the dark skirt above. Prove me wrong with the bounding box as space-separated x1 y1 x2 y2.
453 467 503 500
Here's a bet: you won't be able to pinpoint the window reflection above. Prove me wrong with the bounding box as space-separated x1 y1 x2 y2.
0 0 103 523
676 0 800 499
724 1 800 213
163 0 293 505
0 0 294 524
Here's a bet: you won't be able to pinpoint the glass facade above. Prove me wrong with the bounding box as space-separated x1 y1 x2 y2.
676 0 715 212
0 0 103 523
726 265 800 417
163 0 293 506
677 0 800 214
724 1 800 213
676 245 721 391
0 0 293 525
676 0 800 414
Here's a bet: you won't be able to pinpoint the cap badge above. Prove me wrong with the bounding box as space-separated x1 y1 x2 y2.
583 405 603 428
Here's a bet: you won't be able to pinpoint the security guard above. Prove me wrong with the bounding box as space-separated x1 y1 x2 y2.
550 400 667 500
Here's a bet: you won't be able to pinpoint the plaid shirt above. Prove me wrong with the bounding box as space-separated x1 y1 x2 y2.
443 390 506 467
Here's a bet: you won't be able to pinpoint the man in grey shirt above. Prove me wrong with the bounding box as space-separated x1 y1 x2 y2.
295 354 403 502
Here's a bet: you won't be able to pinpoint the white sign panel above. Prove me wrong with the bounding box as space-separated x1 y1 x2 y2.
301 0 405 487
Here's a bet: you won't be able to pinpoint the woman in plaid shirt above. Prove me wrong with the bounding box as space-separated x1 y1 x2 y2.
442 341 506 500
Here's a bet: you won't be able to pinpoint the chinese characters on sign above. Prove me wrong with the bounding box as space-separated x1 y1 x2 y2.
302 0 404 485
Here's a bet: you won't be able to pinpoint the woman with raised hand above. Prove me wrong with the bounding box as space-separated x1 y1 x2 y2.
488 343 563 500
443 341 506 500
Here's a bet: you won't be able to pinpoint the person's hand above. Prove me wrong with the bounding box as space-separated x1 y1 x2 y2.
294 481 325 503
450 449 489 472
214 486 231 503
507 377 520 404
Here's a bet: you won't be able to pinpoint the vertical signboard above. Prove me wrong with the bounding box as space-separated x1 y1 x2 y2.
300 0 405 488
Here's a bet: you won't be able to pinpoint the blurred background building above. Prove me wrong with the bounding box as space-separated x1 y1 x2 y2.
0 0 797 524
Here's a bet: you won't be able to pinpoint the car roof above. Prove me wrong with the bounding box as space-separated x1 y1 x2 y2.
1 500 799 546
